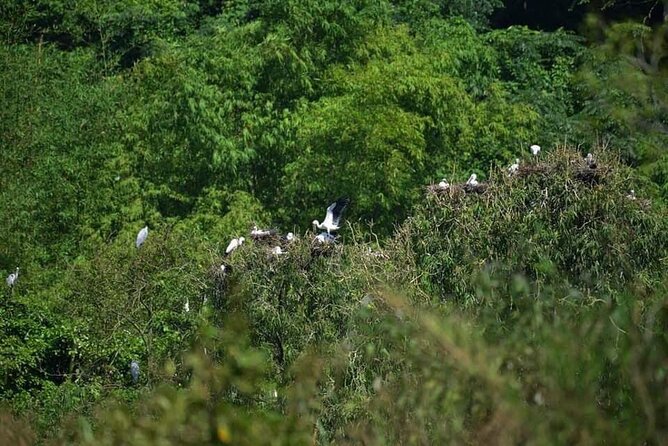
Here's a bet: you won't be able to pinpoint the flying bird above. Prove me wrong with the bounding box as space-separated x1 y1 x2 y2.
136 226 149 248
508 159 520 175
225 237 245 255
530 144 541 156
466 174 479 187
6 267 19 287
312 197 350 234
130 360 140 383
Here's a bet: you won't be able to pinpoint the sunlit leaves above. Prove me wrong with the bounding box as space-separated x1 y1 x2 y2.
279 24 537 231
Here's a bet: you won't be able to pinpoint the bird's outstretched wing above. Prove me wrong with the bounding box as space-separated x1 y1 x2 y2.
324 197 350 227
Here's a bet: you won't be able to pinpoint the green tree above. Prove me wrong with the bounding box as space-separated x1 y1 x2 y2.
577 18 668 198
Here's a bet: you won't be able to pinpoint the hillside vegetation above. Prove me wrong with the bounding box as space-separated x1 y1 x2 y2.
1 1 667 444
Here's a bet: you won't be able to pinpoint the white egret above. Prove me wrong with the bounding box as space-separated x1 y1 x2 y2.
285 232 295 242
6 267 19 287
437 178 449 189
315 232 336 244
130 360 140 383
508 158 520 175
271 246 285 256
466 173 479 187
530 144 541 156
225 237 245 255
136 226 148 248
251 225 275 238
312 197 350 234
184 299 190 313
626 190 636 200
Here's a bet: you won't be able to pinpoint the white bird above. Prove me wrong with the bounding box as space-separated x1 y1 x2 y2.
130 360 140 383
312 197 350 234
136 226 149 248
220 264 227 273
437 178 449 189
184 299 190 313
225 237 245 255
530 144 541 156
6 267 19 287
285 232 295 242
508 158 520 175
271 246 285 256
585 153 597 168
251 225 275 238
466 174 479 186
315 232 336 244
626 189 637 200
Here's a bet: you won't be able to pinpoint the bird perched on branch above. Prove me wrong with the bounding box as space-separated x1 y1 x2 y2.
225 237 245 255
130 360 140 384
250 225 276 239
136 226 148 248
6 267 19 288
312 197 350 234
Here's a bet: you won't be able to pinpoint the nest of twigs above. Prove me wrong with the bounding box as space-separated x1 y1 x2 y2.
574 165 609 185
310 240 337 257
462 183 488 194
250 232 281 244
426 183 487 200
516 163 549 178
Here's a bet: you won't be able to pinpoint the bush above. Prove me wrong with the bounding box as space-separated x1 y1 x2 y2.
400 146 667 303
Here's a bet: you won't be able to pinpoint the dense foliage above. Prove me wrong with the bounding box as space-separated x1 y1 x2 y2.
1 0 667 444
